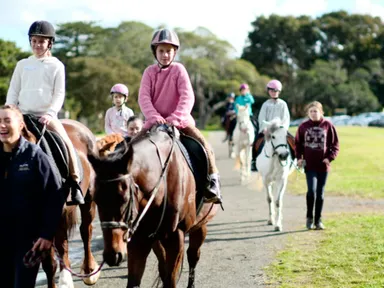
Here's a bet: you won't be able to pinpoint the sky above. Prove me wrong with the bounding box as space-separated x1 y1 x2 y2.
1 0 384 57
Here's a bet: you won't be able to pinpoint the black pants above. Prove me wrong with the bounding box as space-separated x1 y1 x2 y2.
305 171 329 224
0 243 40 288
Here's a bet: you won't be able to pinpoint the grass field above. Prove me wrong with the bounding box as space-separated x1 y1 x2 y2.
288 126 384 199
266 213 384 288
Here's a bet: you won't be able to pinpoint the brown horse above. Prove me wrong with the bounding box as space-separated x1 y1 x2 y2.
31 119 102 288
88 125 218 288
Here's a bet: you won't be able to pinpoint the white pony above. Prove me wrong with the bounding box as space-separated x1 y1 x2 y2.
256 118 296 231
233 104 255 184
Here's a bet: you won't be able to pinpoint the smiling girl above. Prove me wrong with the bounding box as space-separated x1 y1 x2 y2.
6 20 84 205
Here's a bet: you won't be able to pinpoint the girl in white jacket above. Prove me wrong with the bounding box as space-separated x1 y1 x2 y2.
6 20 84 205
251 79 291 171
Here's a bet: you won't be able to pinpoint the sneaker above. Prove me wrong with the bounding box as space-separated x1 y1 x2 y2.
306 218 314 230
251 160 257 172
315 221 325 230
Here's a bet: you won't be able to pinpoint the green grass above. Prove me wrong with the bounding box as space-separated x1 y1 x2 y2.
266 213 384 288
288 126 384 198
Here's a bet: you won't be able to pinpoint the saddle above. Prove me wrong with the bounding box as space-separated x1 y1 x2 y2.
156 125 209 214
177 133 209 214
23 115 83 185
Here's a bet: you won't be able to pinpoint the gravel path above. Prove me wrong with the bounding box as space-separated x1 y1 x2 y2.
36 131 384 288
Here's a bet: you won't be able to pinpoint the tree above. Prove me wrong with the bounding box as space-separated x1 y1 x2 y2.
94 21 154 72
0 40 29 103
53 22 104 60
66 56 142 132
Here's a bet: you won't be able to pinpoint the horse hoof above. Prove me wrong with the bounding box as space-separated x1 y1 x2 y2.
267 220 274 225
58 269 74 288
275 226 282 232
81 264 101 285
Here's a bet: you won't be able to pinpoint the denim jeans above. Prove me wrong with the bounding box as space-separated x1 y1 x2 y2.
305 170 329 224
0 243 40 288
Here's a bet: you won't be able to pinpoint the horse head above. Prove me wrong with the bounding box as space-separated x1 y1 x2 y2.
263 118 289 161
236 104 251 132
88 147 132 266
88 125 193 268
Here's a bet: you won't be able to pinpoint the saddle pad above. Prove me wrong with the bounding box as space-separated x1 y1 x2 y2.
23 115 83 183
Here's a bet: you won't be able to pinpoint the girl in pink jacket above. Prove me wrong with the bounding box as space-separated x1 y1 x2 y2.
138 29 222 204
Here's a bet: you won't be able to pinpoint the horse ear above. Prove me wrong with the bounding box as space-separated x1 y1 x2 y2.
120 145 132 168
88 152 101 172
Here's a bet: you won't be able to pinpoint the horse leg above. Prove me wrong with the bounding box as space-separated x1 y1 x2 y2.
127 237 153 288
41 247 58 288
275 179 288 232
161 229 185 288
186 225 207 288
79 200 101 285
55 230 74 288
152 240 167 283
266 183 275 226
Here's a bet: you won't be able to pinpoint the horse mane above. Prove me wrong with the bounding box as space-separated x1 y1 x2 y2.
267 118 284 134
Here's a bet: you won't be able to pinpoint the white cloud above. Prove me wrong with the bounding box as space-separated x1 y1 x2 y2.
354 0 384 19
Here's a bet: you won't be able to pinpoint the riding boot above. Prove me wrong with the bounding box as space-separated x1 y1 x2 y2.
251 159 257 172
204 173 223 204
66 179 85 206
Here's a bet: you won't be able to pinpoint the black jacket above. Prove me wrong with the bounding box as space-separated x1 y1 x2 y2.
0 137 65 245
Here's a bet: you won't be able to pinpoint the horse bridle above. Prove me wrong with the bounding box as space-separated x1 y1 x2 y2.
264 135 288 158
98 129 176 242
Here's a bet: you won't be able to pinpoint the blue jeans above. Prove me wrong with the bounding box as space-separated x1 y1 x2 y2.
305 171 328 224
0 242 40 288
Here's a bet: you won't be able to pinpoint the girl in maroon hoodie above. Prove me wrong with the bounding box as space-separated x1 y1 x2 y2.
295 101 339 230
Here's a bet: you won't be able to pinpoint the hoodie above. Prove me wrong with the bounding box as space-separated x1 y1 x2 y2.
295 118 340 172
6 55 65 118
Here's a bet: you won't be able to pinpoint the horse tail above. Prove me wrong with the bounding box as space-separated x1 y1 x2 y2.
63 206 77 239
234 155 241 170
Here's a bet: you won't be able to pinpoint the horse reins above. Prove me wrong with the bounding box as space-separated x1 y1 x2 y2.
23 244 105 278
99 128 176 242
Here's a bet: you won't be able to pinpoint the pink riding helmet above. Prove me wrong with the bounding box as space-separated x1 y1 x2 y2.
110 83 129 97
239 83 249 91
266 79 282 91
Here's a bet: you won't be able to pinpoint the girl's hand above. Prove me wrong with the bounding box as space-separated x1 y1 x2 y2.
155 118 167 125
32 238 52 251
297 159 304 168
323 158 330 165
39 114 52 125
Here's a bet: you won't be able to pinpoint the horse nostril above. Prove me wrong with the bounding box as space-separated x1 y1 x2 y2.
279 152 289 160
104 251 123 267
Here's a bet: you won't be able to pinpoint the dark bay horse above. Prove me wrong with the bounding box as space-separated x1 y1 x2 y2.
27 119 102 287
88 125 218 288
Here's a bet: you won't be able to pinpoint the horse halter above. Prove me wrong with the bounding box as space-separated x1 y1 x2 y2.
98 128 176 242
264 133 288 159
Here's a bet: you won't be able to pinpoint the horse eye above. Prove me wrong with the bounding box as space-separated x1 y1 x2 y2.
272 136 275 139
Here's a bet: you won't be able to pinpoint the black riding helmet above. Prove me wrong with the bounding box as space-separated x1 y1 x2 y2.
28 21 56 43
